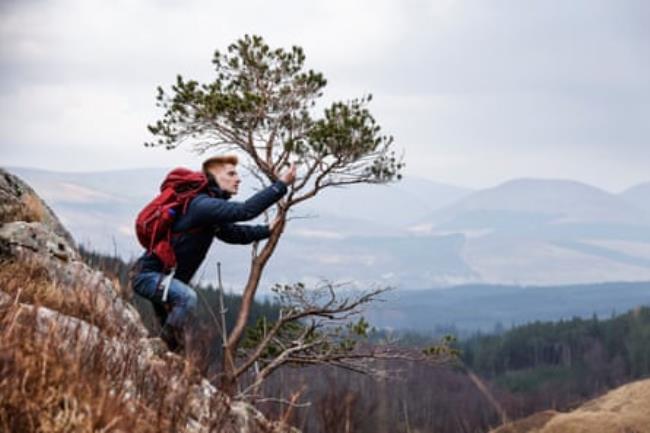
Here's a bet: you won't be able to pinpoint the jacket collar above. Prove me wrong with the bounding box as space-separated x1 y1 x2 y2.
207 176 231 200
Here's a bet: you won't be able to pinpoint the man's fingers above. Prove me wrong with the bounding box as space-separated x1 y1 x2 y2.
279 162 297 184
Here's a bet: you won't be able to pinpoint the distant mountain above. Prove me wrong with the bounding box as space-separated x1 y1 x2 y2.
414 178 648 231
7 167 168 258
366 281 650 333
620 181 650 214
8 166 168 202
302 176 472 228
7 167 650 289
401 178 650 286
6 167 472 288
9 166 470 233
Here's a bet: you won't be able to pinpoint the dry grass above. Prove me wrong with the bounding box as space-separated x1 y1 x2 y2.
492 380 650 433
21 193 48 223
539 378 650 433
0 192 47 226
490 411 558 433
0 260 232 433
0 260 122 336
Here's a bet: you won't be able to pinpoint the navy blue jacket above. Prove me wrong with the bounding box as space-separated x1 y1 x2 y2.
136 179 288 283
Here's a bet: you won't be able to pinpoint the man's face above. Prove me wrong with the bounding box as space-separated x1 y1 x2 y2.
209 163 240 195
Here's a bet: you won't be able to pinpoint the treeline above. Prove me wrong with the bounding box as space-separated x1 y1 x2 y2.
259 305 650 432
261 306 650 433
461 307 650 409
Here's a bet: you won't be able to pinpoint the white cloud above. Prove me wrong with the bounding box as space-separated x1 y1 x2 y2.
1 0 648 190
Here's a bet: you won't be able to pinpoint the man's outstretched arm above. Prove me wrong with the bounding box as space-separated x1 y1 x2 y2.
215 223 270 244
190 181 287 225
189 163 296 226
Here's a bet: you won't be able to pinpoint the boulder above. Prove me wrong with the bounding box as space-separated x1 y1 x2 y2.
0 168 74 245
0 220 147 338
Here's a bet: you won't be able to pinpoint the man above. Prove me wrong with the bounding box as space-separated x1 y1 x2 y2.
131 155 296 351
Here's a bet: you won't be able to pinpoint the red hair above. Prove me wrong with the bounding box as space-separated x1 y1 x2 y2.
202 155 238 174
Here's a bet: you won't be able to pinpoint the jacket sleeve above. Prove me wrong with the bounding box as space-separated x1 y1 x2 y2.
215 223 271 244
189 181 287 226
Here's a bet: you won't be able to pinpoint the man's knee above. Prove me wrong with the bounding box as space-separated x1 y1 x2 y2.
174 285 197 314
185 289 198 311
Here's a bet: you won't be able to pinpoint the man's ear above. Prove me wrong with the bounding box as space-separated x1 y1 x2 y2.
205 170 217 185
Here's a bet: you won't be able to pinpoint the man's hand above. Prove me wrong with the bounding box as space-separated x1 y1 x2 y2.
279 162 297 185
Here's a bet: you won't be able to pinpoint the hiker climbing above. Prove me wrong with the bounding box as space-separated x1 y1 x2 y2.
131 155 296 352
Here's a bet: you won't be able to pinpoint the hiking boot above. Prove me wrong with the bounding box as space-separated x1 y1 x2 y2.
159 324 184 353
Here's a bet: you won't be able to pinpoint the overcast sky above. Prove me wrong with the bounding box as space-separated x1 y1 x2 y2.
1 0 648 192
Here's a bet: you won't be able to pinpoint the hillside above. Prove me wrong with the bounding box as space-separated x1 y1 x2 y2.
620 181 650 214
491 378 650 433
419 178 647 226
411 178 650 286
0 168 296 432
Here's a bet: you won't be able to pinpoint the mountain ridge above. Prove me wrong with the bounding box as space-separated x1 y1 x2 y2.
6 166 650 290
414 177 649 230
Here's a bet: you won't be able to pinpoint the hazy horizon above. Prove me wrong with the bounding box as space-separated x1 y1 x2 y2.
5 164 649 194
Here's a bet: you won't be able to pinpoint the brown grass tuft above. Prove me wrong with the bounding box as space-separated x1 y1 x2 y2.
0 192 47 225
0 260 121 335
21 193 47 223
0 296 231 433
0 255 237 432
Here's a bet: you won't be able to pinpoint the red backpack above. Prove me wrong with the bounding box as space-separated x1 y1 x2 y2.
135 168 208 270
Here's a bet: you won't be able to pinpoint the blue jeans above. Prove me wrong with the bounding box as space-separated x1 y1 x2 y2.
131 272 198 332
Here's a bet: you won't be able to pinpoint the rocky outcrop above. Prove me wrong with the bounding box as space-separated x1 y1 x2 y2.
0 169 74 245
0 220 147 338
0 168 297 433
491 379 650 433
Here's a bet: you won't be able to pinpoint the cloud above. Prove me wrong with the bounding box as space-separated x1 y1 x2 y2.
0 0 648 190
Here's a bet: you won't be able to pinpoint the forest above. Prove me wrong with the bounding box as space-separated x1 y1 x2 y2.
83 248 650 432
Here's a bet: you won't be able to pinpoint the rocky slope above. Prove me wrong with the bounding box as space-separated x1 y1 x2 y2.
0 168 296 433
491 378 650 433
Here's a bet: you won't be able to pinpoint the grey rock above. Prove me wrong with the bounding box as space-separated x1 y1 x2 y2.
0 168 75 246
0 221 147 338
0 221 77 262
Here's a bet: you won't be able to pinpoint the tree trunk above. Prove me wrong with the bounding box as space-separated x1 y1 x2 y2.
219 215 286 396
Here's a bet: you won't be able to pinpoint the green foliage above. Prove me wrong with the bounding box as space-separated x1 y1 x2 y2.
147 35 324 147
348 316 371 338
421 334 462 361
145 34 402 185
240 316 311 362
237 280 393 371
238 314 376 368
